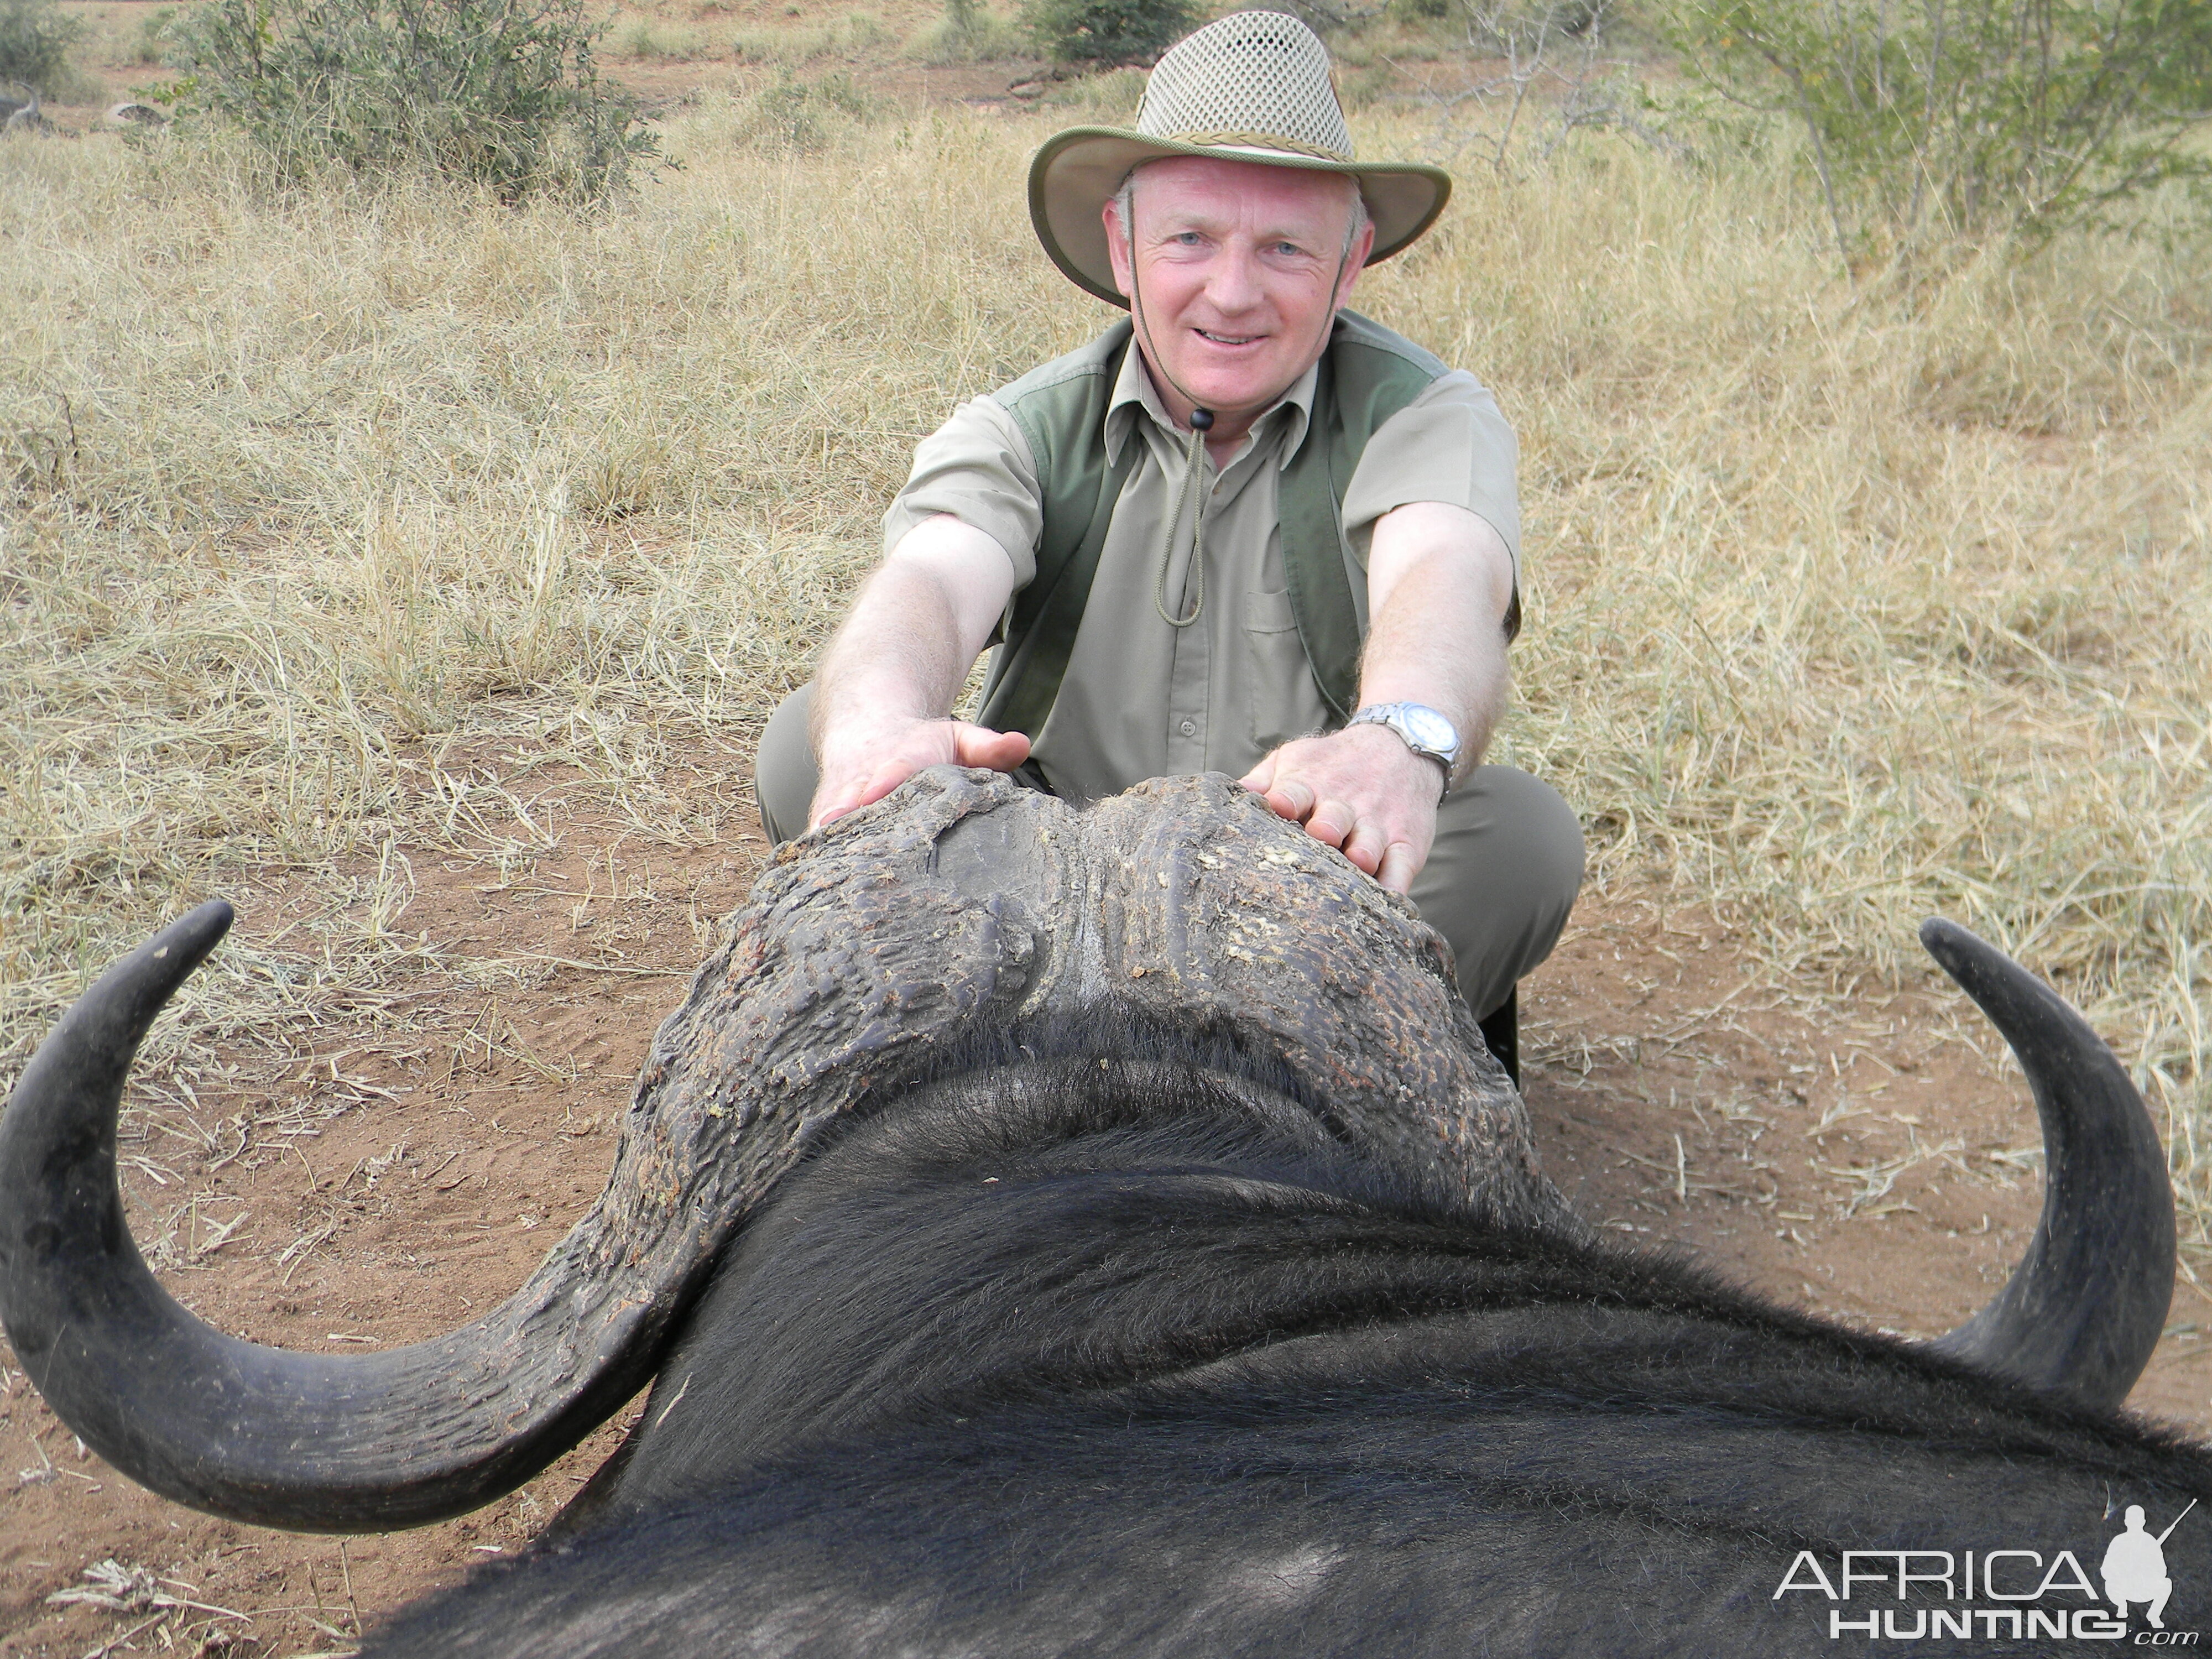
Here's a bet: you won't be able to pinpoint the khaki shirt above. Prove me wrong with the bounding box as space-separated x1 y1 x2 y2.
883 340 1519 800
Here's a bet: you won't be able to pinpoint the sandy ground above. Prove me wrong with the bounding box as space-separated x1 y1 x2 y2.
3 733 2204 1657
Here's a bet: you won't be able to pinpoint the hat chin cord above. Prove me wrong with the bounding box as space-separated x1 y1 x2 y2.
1125 204 1350 632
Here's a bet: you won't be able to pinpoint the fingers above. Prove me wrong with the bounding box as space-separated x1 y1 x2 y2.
1261 779 1316 825
1243 729 1439 888
811 719 1031 831
948 721 1031 773
811 759 919 829
1341 817 1390 877
1303 794 1357 853
1376 839 1420 894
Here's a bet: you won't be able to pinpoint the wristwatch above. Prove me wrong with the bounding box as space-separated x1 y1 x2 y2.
1348 702 1460 801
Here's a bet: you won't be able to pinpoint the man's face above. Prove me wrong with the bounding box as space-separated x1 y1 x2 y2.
1103 156 1373 431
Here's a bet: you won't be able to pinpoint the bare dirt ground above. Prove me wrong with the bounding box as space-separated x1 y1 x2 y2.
4 733 2205 1656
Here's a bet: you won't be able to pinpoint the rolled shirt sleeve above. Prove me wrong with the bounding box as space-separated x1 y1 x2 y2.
1337 369 1521 581
881 396 1044 589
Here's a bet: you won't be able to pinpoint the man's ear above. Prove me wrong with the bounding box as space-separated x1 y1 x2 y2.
1101 196 1134 301
1334 211 1376 310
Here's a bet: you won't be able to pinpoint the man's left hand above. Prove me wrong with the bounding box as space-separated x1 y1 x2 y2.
1239 722 1442 894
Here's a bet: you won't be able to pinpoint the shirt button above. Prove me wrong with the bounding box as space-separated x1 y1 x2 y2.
1178 719 1197 737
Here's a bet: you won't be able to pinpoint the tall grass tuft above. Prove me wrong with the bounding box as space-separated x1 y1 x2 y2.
1 100 2206 1256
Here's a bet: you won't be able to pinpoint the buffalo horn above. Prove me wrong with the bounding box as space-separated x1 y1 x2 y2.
0 771 1562 1531
1923 917 2174 1411
0 902 696 1530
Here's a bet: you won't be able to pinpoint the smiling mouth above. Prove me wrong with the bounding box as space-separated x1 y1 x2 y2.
1194 329 1263 346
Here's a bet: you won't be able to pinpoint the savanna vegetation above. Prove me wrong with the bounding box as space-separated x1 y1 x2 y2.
6 38 2206 1229
0 1 2208 1646
0 0 91 99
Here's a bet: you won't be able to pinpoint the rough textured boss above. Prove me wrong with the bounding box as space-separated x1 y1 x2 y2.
0 769 2203 1657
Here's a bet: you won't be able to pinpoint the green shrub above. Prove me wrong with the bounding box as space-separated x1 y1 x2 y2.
732 12 895 66
0 0 84 97
163 0 662 202
1020 0 1196 64
1663 0 2212 252
922 0 1027 61
133 6 181 66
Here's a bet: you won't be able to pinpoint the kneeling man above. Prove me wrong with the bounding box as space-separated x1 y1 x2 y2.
756 11 1583 1063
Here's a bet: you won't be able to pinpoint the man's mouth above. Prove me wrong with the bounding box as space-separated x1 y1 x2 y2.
1194 329 1263 347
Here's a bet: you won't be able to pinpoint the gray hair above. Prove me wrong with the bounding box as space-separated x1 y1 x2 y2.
1110 164 1370 267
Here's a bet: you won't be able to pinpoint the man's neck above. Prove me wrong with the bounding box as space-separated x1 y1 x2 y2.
1132 346 1303 467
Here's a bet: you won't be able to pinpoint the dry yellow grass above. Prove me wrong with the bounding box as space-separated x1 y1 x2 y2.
2 80 2208 1252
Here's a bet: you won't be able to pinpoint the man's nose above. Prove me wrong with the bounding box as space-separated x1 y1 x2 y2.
1203 244 1265 315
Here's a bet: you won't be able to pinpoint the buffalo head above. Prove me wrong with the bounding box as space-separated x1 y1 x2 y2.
0 769 2178 1538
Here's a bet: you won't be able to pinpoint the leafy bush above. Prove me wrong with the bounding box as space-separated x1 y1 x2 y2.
132 7 181 66
0 0 84 97
922 0 1027 62
1021 0 1196 64
1664 0 2212 252
163 0 661 202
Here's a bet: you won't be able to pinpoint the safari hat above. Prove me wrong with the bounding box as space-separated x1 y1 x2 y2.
1029 11 1453 306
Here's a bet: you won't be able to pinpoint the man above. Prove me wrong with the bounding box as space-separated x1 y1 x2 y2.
755 11 1582 1067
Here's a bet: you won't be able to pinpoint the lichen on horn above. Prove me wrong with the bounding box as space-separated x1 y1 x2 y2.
1922 917 2174 1411
0 769 1552 1530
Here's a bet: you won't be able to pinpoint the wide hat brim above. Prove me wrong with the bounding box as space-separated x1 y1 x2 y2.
1030 127 1453 307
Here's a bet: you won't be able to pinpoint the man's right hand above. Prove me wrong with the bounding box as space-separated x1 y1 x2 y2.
802 514 1026 832
809 717 1031 830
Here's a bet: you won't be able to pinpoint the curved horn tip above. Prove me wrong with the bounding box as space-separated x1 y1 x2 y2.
1917 916 2001 986
2 891 704 1532
156 898 237 961
109 899 237 1008
1917 914 2174 1412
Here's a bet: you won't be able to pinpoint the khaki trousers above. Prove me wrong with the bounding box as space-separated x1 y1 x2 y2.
754 684 1583 1020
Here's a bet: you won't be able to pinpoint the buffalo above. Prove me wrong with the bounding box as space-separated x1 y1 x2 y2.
2 769 2203 1656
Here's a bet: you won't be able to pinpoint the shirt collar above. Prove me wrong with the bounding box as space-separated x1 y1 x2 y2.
1104 339 1321 470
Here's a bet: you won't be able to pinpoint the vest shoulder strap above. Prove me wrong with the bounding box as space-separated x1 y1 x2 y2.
976 321 1133 742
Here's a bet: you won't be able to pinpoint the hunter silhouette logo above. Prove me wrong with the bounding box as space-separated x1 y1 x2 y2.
1772 1498 2201 1641
2106 1501 2195 1630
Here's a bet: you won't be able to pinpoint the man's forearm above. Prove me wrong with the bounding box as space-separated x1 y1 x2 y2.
1359 504 1515 784
810 516 1015 754
812 565 976 747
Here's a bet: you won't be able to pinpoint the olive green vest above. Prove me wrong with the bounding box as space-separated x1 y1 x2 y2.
975 309 1469 744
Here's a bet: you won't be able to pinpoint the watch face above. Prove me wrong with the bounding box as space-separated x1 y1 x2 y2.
1396 705 1457 756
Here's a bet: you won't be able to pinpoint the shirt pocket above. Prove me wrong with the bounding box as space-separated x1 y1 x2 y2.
1244 588 1313 754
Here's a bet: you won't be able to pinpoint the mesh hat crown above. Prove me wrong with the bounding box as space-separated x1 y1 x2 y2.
1029 12 1452 306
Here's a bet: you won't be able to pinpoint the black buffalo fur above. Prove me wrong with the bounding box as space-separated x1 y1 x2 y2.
363 1011 2212 1657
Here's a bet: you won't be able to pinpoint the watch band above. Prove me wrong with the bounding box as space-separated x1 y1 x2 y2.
1348 702 1460 802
